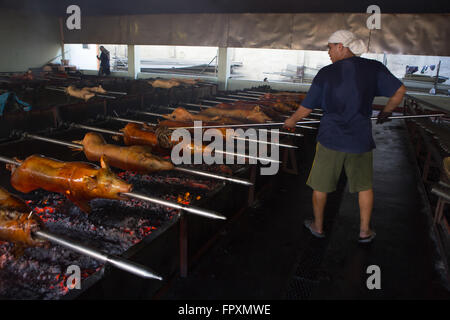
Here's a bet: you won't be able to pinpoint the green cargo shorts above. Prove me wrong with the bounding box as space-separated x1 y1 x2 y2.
306 142 373 193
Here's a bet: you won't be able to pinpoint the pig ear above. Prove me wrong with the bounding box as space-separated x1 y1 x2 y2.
100 155 111 170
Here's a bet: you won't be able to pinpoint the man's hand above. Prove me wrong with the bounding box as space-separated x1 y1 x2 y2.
284 117 297 129
378 85 406 124
283 105 312 130
376 111 392 124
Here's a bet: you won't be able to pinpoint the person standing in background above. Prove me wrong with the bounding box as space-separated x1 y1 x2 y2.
97 46 111 76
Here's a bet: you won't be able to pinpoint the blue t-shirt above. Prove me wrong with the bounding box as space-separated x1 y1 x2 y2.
301 56 403 153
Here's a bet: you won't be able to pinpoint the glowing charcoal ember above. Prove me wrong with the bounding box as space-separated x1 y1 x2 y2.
0 188 168 299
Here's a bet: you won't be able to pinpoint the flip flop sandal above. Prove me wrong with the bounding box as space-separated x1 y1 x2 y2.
358 232 376 243
303 219 325 238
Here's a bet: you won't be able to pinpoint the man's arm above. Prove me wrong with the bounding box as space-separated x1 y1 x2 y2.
383 84 406 113
377 84 406 124
283 106 313 128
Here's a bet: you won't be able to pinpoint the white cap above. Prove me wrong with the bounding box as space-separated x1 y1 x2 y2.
327 30 367 56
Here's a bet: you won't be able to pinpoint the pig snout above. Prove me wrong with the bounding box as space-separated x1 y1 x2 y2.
94 169 132 198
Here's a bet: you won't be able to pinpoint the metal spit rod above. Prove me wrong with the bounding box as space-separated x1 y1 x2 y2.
103 90 127 95
244 91 266 95
0 154 226 220
297 125 318 130
173 167 252 186
170 113 446 130
213 96 239 102
123 192 226 220
226 94 260 100
185 145 281 164
23 133 83 149
235 93 265 98
112 114 298 149
133 111 166 118
34 230 162 280
200 99 222 105
156 106 199 114
0 155 20 166
70 123 125 136
181 103 213 109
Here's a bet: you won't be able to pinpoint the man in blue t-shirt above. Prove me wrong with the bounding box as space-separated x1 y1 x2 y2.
284 30 406 243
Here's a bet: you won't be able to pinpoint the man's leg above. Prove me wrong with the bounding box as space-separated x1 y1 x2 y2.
312 190 327 234
306 143 344 235
345 150 374 239
358 189 374 237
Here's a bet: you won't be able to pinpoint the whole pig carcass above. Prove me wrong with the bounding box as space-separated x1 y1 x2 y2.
162 107 220 122
198 105 272 123
162 107 246 125
0 187 46 247
75 132 174 172
148 79 181 89
121 122 215 154
214 102 287 119
83 85 107 94
9 155 132 213
65 85 95 101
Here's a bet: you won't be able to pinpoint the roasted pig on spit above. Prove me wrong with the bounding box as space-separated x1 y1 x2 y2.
82 85 107 94
162 107 222 122
158 120 229 140
237 100 296 114
158 120 227 135
148 79 182 89
65 85 95 102
9 155 132 213
74 132 174 172
162 107 245 125
122 123 160 148
148 78 199 89
121 123 214 154
214 102 287 119
174 78 199 85
163 107 271 124
197 105 271 123
0 187 46 247
260 93 305 109
175 79 199 85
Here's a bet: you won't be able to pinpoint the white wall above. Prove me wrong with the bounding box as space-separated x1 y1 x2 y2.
0 9 60 72
65 44 98 70
138 46 218 61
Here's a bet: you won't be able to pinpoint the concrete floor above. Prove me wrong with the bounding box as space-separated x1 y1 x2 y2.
157 122 450 300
